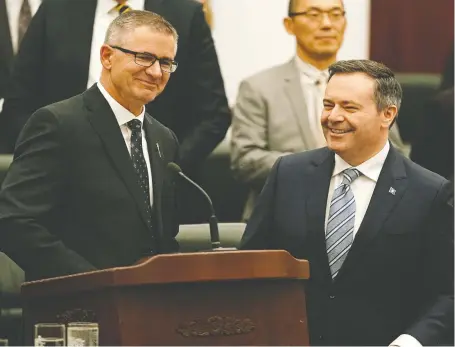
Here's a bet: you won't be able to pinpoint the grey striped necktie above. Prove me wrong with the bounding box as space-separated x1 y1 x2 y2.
326 168 362 279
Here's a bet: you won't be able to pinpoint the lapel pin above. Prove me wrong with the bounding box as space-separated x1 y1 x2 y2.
388 187 396 195
156 143 162 158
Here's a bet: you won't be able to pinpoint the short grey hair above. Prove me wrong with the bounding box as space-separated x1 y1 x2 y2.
328 59 402 116
104 10 178 47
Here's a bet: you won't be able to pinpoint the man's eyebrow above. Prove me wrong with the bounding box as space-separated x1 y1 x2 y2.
304 6 344 11
139 51 173 60
322 99 362 107
340 100 362 107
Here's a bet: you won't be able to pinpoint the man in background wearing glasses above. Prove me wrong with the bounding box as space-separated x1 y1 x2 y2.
0 11 181 281
231 0 406 221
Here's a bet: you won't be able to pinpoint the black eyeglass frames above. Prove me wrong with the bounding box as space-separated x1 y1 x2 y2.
110 45 178 73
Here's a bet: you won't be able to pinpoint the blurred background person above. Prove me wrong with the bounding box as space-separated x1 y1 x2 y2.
0 0 41 112
411 46 454 181
231 0 346 221
231 0 407 221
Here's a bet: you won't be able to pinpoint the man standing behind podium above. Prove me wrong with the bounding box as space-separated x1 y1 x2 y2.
240 60 454 346
0 11 181 281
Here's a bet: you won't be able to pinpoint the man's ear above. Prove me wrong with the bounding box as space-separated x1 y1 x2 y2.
283 16 295 36
382 105 398 129
100 44 114 70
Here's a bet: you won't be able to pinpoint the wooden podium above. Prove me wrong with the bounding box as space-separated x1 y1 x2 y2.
21 250 310 345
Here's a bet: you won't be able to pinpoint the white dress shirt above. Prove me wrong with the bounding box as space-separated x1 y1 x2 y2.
6 0 42 54
294 56 328 148
325 141 390 237
87 0 145 88
324 141 423 347
97 82 154 207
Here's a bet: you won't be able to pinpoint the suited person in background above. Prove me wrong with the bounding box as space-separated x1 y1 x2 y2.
231 0 407 221
0 0 41 110
411 46 454 180
241 60 453 346
0 0 230 179
0 10 180 281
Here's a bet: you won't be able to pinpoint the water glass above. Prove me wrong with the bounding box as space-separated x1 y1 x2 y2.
34 323 65 346
67 322 99 346
0 338 8 346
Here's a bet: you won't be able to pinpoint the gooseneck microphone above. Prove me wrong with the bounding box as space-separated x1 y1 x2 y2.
167 162 221 250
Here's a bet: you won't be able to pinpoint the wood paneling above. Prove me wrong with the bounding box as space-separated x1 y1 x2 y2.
370 0 454 73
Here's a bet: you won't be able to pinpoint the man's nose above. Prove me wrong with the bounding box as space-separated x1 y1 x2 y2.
320 13 333 28
327 105 345 122
145 60 163 77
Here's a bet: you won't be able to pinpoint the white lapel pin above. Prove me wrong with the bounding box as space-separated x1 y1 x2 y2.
388 187 396 195
156 143 162 158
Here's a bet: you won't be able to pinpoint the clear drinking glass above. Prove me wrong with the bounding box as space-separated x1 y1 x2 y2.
67 322 99 346
0 338 8 346
34 323 65 346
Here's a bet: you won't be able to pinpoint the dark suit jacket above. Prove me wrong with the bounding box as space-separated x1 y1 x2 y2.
241 146 454 346
0 0 231 173
0 0 14 100
0 85 180 281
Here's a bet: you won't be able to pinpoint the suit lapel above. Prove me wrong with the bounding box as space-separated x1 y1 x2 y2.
65 0 96 91
84 85 154 233
143 114 165 239
337 146 408 278
283 60 319 150
305 149 335 283
0 0 13 65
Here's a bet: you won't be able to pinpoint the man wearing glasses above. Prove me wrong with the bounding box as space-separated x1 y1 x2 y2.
231 0 406 221
0 11 181 281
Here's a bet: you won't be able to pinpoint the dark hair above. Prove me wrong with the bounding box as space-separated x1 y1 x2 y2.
288 0 345 16
328 60 402 121
288 0 295 15
105 10 178 47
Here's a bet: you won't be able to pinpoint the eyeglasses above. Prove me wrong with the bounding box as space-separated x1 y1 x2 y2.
289 8 346 23
110 46 178 73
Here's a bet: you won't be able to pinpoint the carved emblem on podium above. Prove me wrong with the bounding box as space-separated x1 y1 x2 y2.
176 315 255 337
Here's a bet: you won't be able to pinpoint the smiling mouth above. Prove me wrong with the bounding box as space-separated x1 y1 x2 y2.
329 128 353 134
138 79 157 87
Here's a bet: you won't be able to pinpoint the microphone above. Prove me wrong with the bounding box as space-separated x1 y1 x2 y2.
167 162 222 250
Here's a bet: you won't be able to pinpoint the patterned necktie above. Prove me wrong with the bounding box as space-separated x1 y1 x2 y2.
18 0 32 46
326 168 362 278
127 119 153 229
114 1 132 14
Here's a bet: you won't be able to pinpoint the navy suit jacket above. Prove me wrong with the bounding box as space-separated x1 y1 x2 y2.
241 146 454 346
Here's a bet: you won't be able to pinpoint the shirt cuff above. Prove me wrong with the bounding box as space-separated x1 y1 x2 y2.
389 334 422 347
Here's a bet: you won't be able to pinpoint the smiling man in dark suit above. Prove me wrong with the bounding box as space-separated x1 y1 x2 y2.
0 10 181 281
240 60 454 346
0 0 230 178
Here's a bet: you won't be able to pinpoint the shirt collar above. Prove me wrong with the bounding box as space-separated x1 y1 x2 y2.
332 141 390 182
97 82 145 127
294 55 329 82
